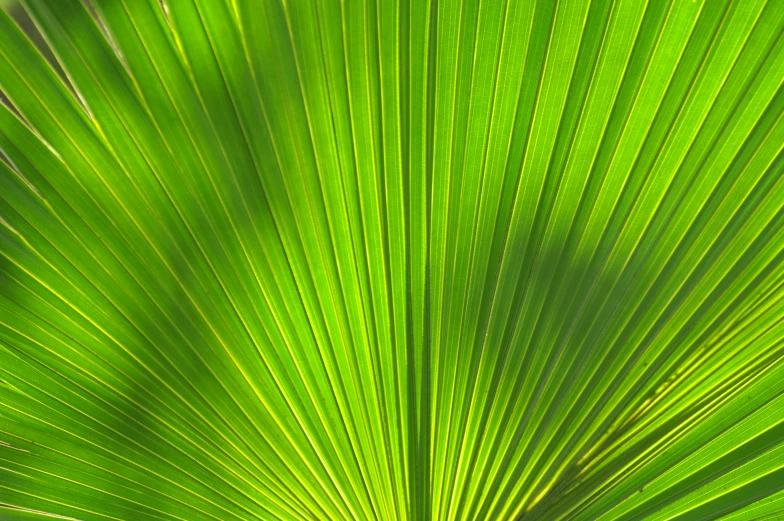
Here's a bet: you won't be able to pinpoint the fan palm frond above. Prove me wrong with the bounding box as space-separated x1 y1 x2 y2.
1 0 783 519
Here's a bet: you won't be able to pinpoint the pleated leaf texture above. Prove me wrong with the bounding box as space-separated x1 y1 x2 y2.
1 0 784 519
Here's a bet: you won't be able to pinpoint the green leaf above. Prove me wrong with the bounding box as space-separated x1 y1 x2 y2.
1 0 783 519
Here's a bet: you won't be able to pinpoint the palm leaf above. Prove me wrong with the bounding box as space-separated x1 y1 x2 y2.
0 0 783 519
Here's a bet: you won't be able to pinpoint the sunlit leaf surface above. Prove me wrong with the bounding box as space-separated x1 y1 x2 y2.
1 0 783 519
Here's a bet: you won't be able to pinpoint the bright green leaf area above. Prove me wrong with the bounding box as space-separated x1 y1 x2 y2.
0 0 783 520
